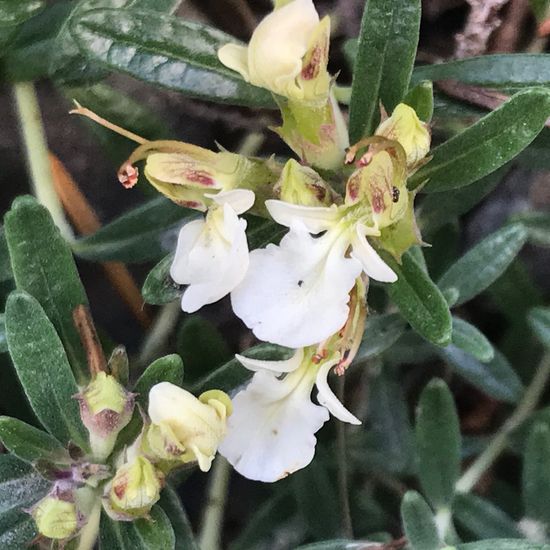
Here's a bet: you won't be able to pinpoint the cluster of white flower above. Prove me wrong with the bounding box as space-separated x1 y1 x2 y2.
119 0 431 483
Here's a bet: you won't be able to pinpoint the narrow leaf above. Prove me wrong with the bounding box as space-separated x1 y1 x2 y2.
412 55 550 89
142 253 181 306
512 211 550 247
71 8 275 107
415 378 460 509
385 251 452 346
355 313 407 362
457 542 550 550
410 89 550 192
73 198 194 263
400 491 441 550
453 493 521 539
5 291 87 448
523 422 550 525
0 416 68 464
438 346 523 403
529 307 550 348
0 0 44 27
403 80 434 122
438 224 528 306
159 485 199 550
451 317 494 363
5 196 89 383
348 0 421 141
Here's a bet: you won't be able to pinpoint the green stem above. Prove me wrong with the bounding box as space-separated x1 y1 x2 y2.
199 457 231 550
456 353 550 494
77 498 101 550
12 82 73 241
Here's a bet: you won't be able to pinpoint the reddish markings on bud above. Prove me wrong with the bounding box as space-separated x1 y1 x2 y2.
186 170 215 187
301 45 322 80
370 186 386 214
176 200 201 209
309 182 327 202
346 174 360 201
113 474 128 500
118 163 139 189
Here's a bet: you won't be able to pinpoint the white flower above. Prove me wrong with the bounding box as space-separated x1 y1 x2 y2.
218 0 330 103
170 189 255 313
231 200 396 348
219 349 359 482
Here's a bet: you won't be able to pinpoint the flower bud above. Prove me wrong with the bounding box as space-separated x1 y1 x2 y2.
119 141 279 213
76 372 135 460
31 490 80 541
104 456 163 521
218 0 331 104
345 148 408 230
146 383 232 472
375 103 431 169
275 159 336 207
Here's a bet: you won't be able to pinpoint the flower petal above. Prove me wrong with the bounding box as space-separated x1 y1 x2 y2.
217 44 251 82
171 205 250 313
315 361 361 425
210 189 255 215
219 367 328 482
231 224 362 347
235 348 304 374
266 199 340 234
351 223 398 283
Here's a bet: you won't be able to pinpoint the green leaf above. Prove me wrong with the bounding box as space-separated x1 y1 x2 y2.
190 344 292 395
245 215 287 250
453 493 521 540
512 211 550 247
142 253 181 306
99 505 175 549
348 0 421 141
5 196 89 383
0 229 13 284
403 80 434 122
0 416 68 464
523 422 550 525
116 354 184 451
2 2 73 82
438 224 528 307
363 366 415 474
0 314 7 354
451 317 494 363
438 346 523 403
384 251 452 346
412 55 550 89
418 169 504 234
415 378 460 509
457 542 550 550
0 454 50 514
0 0 44 27
0 455 49 549
73 197 194 263
296 542 366 550
293 459 340 540
159 485 199 550
529 307 550 348
5 291 88 448
410 89 550 192
400 491 441 550
355 313 407 362
71 8 275 108
177 316 231 382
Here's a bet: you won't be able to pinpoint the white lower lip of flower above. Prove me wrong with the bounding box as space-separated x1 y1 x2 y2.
170 198 251 313
266 199 340 234
231 222 362 348
219 362 328 482
350 223 398 283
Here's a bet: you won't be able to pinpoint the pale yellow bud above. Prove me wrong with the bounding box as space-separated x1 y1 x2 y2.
104 456 162 521
147 383 232 472
375 104 431 169
32 495 79 541
275 159 335 206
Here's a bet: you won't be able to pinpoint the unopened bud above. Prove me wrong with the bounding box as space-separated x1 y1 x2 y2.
76 372 135 460
104 456 163 521
275 159 335 207
375 103 431 170
31 490 80 541
146 383 232 472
